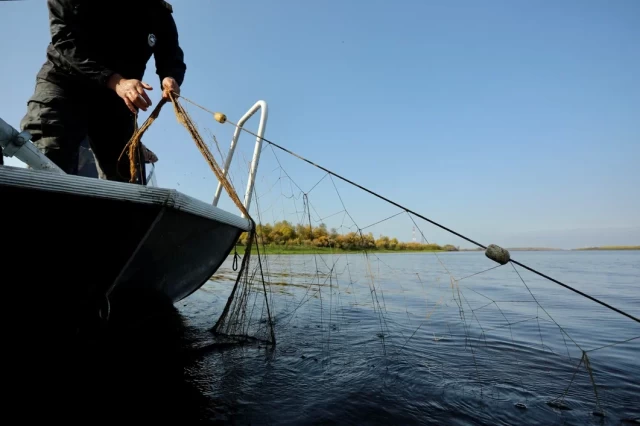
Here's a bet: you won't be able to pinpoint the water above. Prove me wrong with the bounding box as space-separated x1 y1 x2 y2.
19 251 638 424
176 250 639 425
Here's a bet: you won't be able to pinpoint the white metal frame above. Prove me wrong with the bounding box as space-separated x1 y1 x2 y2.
146 163 157 187
0 117 64 174
2 116 159 187
212 100 268 218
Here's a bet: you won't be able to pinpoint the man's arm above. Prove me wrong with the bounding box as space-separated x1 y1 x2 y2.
154 2 187 91
47 0 115 86
48 0 154 112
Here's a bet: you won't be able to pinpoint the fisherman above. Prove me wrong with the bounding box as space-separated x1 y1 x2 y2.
19 0 186 182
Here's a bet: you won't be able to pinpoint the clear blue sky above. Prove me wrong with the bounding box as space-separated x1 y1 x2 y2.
1 0 638 248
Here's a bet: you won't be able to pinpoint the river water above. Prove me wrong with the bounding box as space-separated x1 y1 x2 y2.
173 250 639 425
29 250 637 424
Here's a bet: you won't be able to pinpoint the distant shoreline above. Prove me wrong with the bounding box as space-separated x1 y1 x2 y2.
459 247 563 252
461 246 640 252
232 245 639 255
230 245 640 255
573 245 640 251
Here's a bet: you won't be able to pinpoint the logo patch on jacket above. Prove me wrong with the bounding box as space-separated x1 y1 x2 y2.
148 34 156 47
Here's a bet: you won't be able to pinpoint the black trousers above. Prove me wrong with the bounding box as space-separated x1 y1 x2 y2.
20 77 142 182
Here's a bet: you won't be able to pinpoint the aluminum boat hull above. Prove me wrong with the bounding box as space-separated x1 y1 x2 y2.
1 165 250 333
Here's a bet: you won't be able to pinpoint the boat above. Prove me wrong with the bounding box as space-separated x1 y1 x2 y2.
0 100 268 337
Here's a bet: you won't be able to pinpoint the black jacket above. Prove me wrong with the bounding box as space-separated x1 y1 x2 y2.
37 0 186 88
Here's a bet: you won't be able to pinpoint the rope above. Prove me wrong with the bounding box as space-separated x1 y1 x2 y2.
456 265 503 282
232 248 239 271
118 98 167 183
164 92 275 344
510 259 639 324
169 92 250 217
119 92 246 215
172 92 640 325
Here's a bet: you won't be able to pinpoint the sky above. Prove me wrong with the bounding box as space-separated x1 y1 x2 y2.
1 0 639 249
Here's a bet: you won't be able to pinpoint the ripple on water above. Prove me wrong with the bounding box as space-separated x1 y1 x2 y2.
178 251 639 425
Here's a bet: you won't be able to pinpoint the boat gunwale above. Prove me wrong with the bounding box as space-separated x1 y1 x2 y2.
0 165 252 232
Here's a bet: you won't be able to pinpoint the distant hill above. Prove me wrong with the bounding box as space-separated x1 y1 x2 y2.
573 245 640 251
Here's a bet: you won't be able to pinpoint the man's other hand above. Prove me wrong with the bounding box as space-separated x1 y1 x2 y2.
162 77 180 101
108 74 153 114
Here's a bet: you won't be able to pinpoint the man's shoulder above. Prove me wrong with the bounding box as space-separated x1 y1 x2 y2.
159 0 173 13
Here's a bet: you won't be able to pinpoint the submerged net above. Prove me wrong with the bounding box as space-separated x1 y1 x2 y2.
152 93 639 422
123 95 275 345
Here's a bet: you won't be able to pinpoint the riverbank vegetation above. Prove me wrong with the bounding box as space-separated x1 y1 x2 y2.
235 221 458 254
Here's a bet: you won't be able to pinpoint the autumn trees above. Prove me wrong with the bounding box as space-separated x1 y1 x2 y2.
238 220 457 252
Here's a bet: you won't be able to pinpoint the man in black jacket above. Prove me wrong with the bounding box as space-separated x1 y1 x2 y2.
20 0 186 182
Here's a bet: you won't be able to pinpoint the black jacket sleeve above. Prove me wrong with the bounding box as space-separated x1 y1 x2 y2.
47 0 115 86
153 3 187 87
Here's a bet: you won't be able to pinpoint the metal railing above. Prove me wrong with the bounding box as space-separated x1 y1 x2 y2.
146 163 157 187
212 100 268 218
2 117 157 187
0 117 65 173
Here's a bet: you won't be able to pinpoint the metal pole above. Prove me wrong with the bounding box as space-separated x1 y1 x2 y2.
212 101 268 217
242 101 268 214
212 122 244 206
0 117 65 174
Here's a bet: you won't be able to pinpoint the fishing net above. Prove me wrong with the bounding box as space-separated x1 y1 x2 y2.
121 95 275 346
153 93 639 423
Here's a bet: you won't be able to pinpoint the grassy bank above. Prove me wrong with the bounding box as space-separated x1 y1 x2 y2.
232 245 448 255
574 245 640 251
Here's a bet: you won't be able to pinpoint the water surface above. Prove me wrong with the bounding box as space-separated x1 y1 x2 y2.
178 250 639 425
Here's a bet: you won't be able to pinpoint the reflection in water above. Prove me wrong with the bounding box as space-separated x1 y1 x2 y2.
8 293 213 423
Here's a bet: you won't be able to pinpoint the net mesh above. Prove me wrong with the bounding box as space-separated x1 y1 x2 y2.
165 95 639 421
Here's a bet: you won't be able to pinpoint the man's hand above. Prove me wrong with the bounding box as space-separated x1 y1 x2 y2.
107 74 153 114
162 77 180 101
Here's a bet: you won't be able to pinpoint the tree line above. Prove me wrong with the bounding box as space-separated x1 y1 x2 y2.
238 220 459 251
